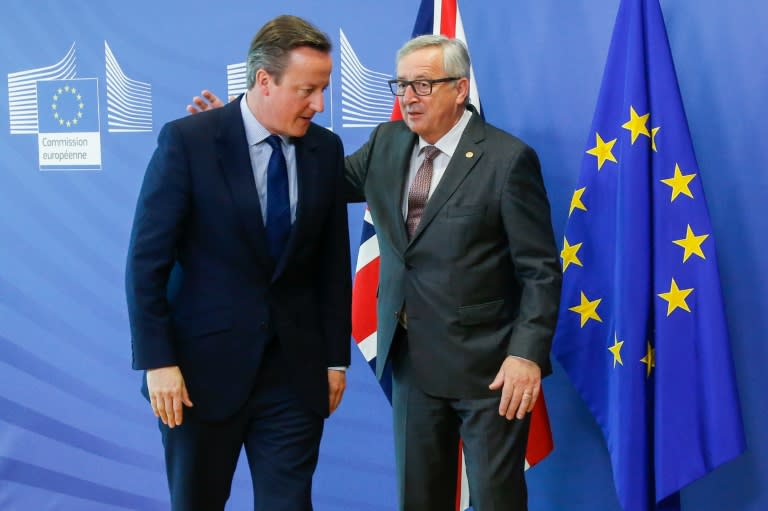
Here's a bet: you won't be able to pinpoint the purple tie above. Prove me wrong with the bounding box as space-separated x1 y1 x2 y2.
406 146 440 239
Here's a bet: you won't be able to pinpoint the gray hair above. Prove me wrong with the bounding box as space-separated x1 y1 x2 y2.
245 15 331 88
396 34 471 79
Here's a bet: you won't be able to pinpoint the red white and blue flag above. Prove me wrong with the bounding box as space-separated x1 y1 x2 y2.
351 1 554 509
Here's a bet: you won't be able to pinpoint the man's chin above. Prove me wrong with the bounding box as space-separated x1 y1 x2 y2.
292 118 313 136
404 118 425 137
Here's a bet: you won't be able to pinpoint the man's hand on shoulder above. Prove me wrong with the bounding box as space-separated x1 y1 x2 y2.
146 365 193 428
186 90 229 115
488 355 541 421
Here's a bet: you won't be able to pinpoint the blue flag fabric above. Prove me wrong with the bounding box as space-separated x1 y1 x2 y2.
552 1 745 510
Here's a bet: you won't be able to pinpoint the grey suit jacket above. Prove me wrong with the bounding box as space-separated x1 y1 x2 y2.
345 107 561 399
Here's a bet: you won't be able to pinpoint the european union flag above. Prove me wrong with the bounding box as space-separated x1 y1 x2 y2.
37 78 100 133
552 1 746 510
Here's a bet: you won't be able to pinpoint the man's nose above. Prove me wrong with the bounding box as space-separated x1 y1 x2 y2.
402 84 420 103
310 90 325 112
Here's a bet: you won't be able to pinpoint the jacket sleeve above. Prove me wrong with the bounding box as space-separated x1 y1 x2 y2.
500 145 562 375
343 125 382 204
125 122 190 370
320 134 353 368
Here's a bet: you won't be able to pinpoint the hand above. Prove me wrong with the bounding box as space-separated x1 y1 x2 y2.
186 90 228 114
146 366 193 428
488 356 541 420
327 369 346 414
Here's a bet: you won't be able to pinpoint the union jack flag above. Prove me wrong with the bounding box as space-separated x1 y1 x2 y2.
351 1 555 509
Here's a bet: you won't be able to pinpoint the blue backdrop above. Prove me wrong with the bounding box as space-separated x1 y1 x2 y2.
1 1 765 510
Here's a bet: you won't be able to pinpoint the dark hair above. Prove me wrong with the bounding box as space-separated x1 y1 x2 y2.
246 15 331 87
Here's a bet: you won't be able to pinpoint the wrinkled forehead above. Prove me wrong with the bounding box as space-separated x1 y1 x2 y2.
396 47 444 79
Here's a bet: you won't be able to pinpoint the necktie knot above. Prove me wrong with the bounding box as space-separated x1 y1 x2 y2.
422 145 440 162
265 134 282 152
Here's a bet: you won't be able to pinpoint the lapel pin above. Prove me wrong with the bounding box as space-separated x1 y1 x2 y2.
465 151 474 158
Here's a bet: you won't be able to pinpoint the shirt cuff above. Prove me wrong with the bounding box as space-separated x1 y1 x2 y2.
328 366 347 372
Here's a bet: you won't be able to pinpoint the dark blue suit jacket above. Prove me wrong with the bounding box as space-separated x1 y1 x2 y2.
126 97 351 421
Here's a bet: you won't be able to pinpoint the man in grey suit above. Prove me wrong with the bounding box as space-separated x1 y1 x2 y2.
189 33 560 511
343 35 561 510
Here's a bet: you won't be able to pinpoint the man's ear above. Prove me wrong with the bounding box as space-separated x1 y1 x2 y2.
455 76 470 105
254 68 272 96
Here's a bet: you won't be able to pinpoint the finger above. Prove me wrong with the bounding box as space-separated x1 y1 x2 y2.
517 391 532 420
182 387 194 408
488 370 504 390
163 395 175 427
149 395 160 418
505 387 524 420
527 384 541 413
192 96 208 110
172 395 184 427
329 386 341 412
202 90 224 108
155 397 168 425
329 394 338 413
498 381 513 416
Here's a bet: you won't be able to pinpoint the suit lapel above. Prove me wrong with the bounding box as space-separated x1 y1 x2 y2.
386 128 418 254
408 111 485 245
216 98 274 272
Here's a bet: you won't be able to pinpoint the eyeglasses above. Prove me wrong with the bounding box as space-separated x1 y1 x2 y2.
387 77 461 96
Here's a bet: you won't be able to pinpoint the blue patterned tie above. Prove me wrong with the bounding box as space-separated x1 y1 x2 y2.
264 135 291 262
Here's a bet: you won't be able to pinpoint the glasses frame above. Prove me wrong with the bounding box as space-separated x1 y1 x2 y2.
387 77 461 96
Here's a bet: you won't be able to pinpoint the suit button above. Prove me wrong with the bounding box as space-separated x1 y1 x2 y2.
259 321 267 330
405 263 413 270
394 311 399 318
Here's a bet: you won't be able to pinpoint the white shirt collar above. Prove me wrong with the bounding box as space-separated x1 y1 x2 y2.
240 94 290 147
417 108 473 158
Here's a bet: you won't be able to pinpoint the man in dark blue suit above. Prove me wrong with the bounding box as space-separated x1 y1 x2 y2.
125 15 351 511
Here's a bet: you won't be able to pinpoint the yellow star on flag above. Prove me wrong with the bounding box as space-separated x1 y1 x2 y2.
621 106 651 144
651 126 660 151
673 224 709 262
640 341 655 377
661 163 696 201
569 187 587 216
569 291 603 327
608 333 624 368
658 278 693 316
561 237 584 272
586 133 618 170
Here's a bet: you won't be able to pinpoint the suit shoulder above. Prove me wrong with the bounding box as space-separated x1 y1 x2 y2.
481 121 535 154
305 122 342 145
163 106 223 135
374 119 410 137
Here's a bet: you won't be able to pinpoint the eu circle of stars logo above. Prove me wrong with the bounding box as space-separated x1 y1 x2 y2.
50 84 84 129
